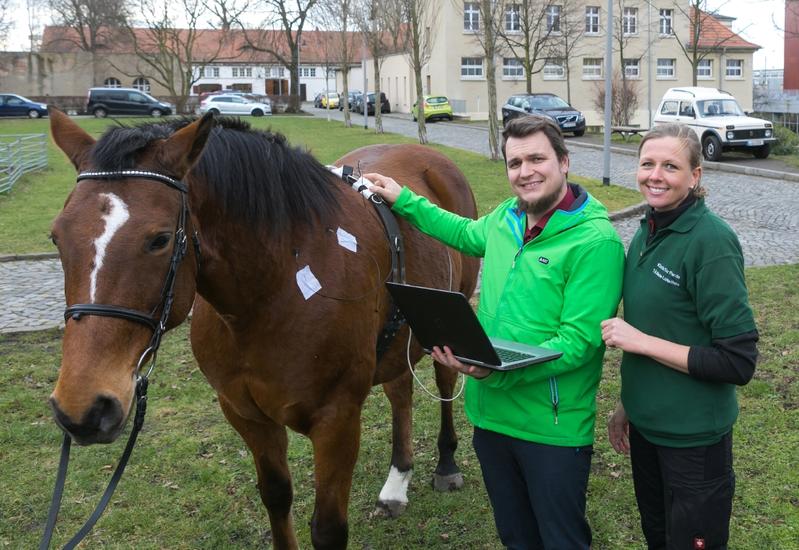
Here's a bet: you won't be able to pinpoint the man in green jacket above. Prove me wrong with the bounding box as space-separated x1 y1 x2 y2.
366 115 624 549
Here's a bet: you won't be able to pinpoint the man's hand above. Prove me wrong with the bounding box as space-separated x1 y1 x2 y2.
607 403 630 455
431 345 492 379
364 172 403 204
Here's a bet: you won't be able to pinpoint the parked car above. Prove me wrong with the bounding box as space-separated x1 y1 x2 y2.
653 87 776 161
199 94 271 116
338 90 362 111
354 92 390 115
501 93 586 136
86 87 173 118
313 92 324 108
0 93 48 118
411 95 453 122
320 92 340 109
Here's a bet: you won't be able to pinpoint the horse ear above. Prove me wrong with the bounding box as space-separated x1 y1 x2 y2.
158 112 215 178
49 107 95 171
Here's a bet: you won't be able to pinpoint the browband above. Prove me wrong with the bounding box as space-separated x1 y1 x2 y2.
77 170 188 194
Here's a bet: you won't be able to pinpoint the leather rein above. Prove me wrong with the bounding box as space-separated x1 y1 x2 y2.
40 170 195 550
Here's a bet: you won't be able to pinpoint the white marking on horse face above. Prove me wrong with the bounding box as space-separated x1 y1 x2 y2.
89 193 130 302
378 465 412 504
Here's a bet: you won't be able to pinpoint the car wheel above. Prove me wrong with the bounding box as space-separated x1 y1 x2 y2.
573 129 586 137
752 143 770 159
702 135 722 161
150 109 163 117
93 107 107 118
209 108 220 116
252 109 264 117
447 115 453 121
28 109 42 119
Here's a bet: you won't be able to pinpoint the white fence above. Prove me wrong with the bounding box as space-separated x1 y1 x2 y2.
0 134 48 193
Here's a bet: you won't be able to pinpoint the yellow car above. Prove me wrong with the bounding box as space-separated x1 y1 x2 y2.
320 92 340 109
412 95 453 122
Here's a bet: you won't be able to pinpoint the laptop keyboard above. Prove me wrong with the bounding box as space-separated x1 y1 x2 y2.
496 348 535 363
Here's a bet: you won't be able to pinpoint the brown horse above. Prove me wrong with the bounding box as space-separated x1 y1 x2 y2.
47 109 480 548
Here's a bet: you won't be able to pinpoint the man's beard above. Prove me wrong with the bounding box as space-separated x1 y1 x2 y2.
517 183 566 218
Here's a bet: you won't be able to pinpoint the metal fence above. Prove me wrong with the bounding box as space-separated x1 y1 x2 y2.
0 134 48 193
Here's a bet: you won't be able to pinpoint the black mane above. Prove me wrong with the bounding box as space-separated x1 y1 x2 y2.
89 117 340 235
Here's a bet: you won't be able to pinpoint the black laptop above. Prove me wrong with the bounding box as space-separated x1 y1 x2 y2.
385 282 563 371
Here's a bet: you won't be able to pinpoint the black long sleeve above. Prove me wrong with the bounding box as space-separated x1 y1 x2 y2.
687 330 759 386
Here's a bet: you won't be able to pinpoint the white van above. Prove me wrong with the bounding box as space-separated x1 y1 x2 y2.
653 87 776 161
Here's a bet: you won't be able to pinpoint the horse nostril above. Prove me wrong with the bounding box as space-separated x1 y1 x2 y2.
50 395 124 444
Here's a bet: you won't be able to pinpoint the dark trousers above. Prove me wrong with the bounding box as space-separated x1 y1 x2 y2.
629 424 735 550
472 427 593 550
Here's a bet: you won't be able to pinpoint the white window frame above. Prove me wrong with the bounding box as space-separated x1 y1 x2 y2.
502 57 525 79
582 57 603 79
132 77 150 93
104 77 121 88
726 59 743 79
656 58 676 79
659 9 673 35
505 4 521 32
623 7 638 35
461 57 484 79
232 67 239 77
623 58 640 79
543 58 566 80
212 67 220 77
697 59 713 80
546 5 562 32
464 2 480 32
585 6 600 34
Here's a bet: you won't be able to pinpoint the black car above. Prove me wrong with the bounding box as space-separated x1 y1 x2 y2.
502 93 585 136
0 93 48 118
86 87 173 118
338 90 361 111
353 92 390 115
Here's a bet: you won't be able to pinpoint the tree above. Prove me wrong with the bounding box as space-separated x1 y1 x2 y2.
0 0 12 48
243 0 319 112
25 0 48 51
354 0 394 133
315 0 356 127
396 0 436 144
550 0 586 106
204 0 249 31
592 69 639 126
49 0 129 52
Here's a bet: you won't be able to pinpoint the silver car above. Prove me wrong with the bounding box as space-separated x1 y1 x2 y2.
199 94 272 117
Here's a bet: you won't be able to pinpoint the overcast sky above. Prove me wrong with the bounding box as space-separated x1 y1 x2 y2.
3 0 788 70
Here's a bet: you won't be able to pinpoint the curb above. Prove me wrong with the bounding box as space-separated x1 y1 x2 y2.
0 252 59 262
609 201 648 221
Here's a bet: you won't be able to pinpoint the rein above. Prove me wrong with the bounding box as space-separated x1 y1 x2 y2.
40 170 194 550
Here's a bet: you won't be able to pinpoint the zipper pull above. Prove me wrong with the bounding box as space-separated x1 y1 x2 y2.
553 403 559 425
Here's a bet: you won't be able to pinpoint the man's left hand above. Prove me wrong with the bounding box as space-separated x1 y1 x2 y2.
431 345 492 379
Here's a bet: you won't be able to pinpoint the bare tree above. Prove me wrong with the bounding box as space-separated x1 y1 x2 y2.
396 0 436 144
0 0 12 48
316 0 356 127
243 0 319 112
49 0 129 51
204 0 249 30
551 0 586 105
25 0 47 51
496 0 559 93
354 0 394 133
592 69 639 125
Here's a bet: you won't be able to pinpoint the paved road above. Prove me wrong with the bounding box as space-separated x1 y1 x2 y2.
2 109 797 333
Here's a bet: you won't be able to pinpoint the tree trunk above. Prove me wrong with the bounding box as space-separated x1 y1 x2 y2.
373 56 383 133
343 68 351 127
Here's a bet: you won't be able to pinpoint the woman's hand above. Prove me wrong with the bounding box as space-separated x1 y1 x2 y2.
601 317 646 354
431 345 492 379
364 172 403 204
607 403 630 455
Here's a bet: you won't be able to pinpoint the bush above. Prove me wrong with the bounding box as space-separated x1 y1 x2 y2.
771 125 799 156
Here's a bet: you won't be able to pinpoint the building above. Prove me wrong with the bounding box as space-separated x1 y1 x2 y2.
785 0 799 92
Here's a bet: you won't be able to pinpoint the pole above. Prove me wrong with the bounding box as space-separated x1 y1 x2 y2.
602 0 614 186
362 39 368 129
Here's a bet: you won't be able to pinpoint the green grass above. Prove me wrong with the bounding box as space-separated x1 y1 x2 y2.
0 116 641 255
1 264 797 547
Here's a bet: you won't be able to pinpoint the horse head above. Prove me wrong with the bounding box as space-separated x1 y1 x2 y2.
47 108 214 445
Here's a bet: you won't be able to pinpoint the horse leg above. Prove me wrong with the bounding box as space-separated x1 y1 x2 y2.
431 363 464 492
308 401 363 549
377 370 414 517
218 397 298 550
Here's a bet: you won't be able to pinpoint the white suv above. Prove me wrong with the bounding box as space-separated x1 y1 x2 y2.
653 87 775 161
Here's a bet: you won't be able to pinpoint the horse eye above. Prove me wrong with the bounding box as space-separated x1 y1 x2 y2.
148 233 172 251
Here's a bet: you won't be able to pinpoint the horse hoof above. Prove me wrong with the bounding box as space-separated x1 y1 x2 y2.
374 499 407 518
432 472 464 492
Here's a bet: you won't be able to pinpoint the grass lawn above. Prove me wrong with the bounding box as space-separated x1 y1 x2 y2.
0 116 641 255
0 263 797 548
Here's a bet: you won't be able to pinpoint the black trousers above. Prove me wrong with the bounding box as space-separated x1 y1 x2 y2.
472 427 593 550
629 424 735 550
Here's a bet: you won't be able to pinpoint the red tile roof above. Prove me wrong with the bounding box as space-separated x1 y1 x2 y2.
690 8 760 50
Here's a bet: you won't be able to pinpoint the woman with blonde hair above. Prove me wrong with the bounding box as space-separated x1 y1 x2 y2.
602 123 758 549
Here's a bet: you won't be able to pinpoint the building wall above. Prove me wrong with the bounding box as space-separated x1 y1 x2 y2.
785 0 799 91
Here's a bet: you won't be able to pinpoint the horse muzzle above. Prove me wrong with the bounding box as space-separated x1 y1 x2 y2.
49 394 126 445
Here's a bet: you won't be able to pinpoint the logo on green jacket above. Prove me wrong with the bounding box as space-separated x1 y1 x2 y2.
538 256 549 264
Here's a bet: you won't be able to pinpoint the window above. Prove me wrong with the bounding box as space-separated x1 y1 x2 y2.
244 67 252 77
582 57 603 79
132 77 150 92
461 57 484 78
623 58 640 78
623 7 637 35
503 57 524 78
585 6 600 34
659 9 673 35
657 58 675 78
546 5 561 32
270 66 284 78
232 67 238 77
198 67 205 78
300 67 317 77
212 67 220 77
310 67 316 77
505 4 520 31
726 59 743 78
464 2 480 31
543 58 566 79
660 100 679 116
103 77 121 88
697 59 713 79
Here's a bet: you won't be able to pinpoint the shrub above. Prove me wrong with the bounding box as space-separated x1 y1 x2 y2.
771 125 799 156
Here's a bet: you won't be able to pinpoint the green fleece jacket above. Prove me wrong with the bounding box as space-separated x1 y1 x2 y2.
393 184 624 446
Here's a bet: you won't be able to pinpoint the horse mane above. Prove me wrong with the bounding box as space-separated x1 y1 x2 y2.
89 117 340 236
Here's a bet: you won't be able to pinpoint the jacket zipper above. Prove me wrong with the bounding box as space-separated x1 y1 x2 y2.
549 376 559 425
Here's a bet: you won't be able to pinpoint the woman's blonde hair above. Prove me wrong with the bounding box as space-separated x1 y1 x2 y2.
639 123 707 197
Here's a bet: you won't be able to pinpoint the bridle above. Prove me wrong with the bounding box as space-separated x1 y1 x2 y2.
40 169 197 550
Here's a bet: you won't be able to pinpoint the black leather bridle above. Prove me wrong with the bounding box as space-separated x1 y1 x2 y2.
40 169 196 550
